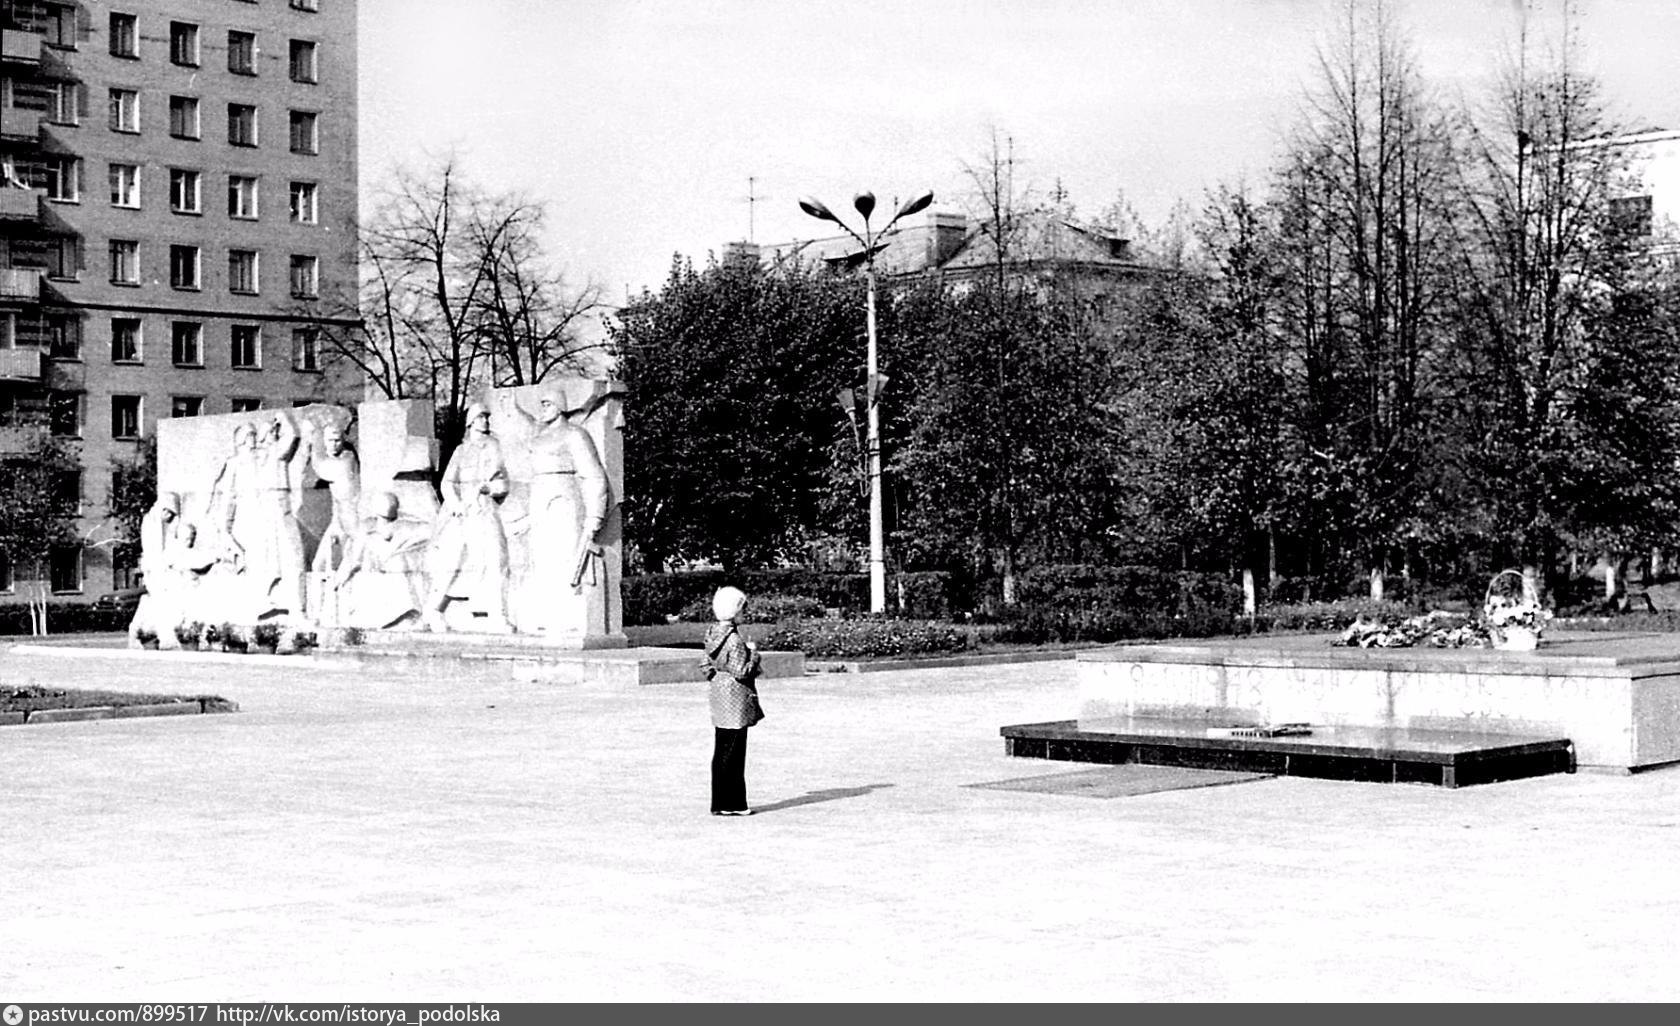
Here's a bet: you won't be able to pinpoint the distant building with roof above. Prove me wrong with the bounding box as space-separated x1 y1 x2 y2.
723 207 1155 315
1601 128 1680 253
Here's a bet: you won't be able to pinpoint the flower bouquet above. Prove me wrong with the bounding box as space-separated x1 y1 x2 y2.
1482 569 1552 651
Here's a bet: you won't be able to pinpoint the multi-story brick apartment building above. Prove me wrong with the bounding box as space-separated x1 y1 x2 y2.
0 0 359 601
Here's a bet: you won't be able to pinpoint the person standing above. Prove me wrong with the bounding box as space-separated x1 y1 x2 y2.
700 586 764 816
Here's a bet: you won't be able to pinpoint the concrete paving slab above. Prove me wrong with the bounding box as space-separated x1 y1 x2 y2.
1 643 1678 1000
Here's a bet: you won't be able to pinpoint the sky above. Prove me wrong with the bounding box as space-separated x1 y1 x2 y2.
357 0 1680 307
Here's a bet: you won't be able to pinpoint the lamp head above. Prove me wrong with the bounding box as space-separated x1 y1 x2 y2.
799 197 841 225
853 192 876 221
895 191 934 220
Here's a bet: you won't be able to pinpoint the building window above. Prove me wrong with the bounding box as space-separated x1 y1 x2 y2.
49 546 82 594
230 397 262 413
52 469 81 514
109 13 138 58
292 327 319 371
169 22 200 67
45 157 80 202
288 110 318 155
228 30 256 75
109 88 139 133
289 181 317 224
46 316 80 360
289 255 318 298
231 325 261 369
169 95 200 139
111 395 141 440
51 391 82 438
49 82 83 125
170 168 201 214
291 0 319 11
170 396 204 418
112 547 140 591
45 236 81 280
109 163 140 208
289 40 318 83
109 240 139 284
169 245 201 291
1609 195 1654 238
228 249 259 294
228 103 257 147
111 317 141 362
171 321 202 366
228 175 259 218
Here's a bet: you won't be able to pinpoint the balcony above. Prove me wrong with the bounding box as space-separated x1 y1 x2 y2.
0 106 41 141
0 423 47 454
0 187 40 220
0 267 41 301
0 29 43 65
0 347 42 380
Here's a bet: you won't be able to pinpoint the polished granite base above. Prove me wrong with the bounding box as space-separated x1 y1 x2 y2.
1000 718 1576 788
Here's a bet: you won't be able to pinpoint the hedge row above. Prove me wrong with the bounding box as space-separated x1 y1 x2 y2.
625 570 965 624
757 618 974 659
1008 564 1243 620
0 602 129 636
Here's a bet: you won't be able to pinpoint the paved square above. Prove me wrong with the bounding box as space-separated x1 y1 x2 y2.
3 642 1678 1001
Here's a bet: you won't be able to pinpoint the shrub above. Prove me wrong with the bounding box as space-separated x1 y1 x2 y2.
678 592 827 623
895 571 958 619
251 622 282 649
174 621 204 645
988 605 1240 645
626 570 872 624
0 601 129 635
218 622 247 652
757 617 973 659
1256 598 1418 633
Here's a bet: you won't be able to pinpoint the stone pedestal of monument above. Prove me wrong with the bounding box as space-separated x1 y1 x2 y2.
318 631 804 687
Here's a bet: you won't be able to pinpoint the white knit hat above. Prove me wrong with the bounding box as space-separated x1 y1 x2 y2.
712 586 747 622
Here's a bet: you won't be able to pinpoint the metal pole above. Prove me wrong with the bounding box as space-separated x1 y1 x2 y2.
864 248 886 614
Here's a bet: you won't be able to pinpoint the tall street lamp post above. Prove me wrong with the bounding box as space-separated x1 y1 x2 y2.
799 190 933 614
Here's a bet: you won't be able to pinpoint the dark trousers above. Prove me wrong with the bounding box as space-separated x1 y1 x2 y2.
711 726 749 813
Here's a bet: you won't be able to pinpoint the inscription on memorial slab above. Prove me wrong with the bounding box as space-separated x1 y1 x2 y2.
134 379 627 650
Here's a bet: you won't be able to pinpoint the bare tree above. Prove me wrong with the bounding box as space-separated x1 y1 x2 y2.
307 157 604 458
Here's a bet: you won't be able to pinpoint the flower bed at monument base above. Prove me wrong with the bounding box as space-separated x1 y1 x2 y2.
2 685 237 725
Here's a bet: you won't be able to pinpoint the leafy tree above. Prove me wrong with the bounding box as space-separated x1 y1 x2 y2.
891 275 1126 603
610 255 864 571
0 434 82 633
1270 0 1465 594
1449 11 1680 591
107 433 157 582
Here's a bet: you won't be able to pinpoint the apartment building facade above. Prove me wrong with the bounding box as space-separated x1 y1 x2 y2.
0 0 359 599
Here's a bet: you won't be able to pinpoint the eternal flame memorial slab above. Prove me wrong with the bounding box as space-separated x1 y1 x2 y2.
1049 631 1680 773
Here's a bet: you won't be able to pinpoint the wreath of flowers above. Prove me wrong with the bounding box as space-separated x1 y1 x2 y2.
1334 571 1553 649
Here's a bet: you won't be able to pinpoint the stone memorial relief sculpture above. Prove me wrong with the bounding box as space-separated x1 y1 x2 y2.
136 382 626 647
504 387 613 636
330 491 430 629
207 412 308 619
423 402 513 633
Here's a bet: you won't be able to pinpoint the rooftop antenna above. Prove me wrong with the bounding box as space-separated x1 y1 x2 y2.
741 176 771 242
